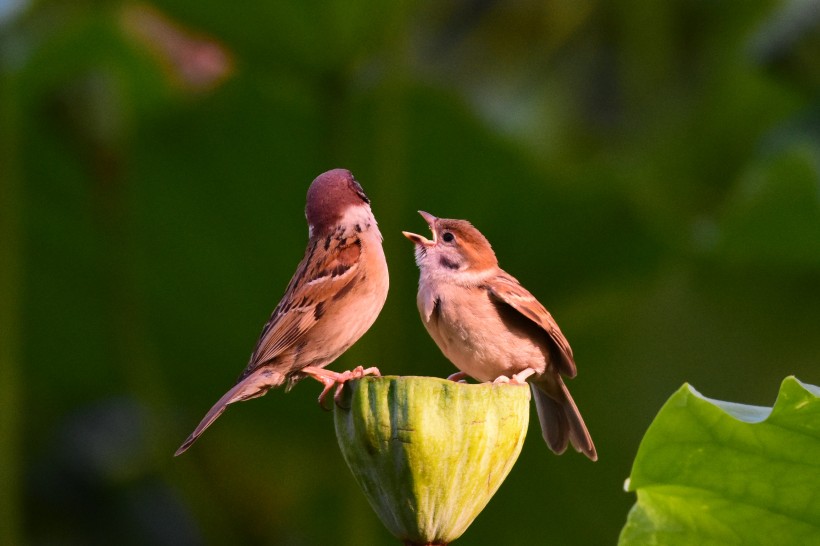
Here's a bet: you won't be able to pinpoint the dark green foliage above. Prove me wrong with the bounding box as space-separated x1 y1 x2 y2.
2 1 819 544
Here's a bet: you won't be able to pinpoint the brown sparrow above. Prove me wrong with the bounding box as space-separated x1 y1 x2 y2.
175 169 389 456
403 212 596 460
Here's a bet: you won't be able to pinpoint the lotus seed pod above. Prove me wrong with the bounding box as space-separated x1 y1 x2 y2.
334 376 530 545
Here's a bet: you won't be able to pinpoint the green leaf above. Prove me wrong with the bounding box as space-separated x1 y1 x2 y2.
620 377 820 546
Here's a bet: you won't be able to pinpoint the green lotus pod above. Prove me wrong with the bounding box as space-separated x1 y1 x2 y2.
334 375 530 546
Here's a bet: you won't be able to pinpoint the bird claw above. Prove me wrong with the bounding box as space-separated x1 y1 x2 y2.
492 369 535 385
316 381 337 412
447 371 469 382
303 365 381 410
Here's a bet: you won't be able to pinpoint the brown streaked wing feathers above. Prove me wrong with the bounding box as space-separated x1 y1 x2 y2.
237 237 361 381
486 273 577 378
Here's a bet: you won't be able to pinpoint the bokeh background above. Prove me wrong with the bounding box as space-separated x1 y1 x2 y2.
2 1 819 544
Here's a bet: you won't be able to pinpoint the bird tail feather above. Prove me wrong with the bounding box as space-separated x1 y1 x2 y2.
174 368 285 456
531 378 597 461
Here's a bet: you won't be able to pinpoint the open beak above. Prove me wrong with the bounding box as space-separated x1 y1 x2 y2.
402 211 438 246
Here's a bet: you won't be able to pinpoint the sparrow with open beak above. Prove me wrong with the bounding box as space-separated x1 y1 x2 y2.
403 212 596 460
175 169 389 456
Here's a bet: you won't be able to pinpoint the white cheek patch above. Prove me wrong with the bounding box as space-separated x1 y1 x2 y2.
339 204 376 231
449 267 495 286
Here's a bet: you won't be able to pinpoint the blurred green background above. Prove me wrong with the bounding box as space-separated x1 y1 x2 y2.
2 0 819 544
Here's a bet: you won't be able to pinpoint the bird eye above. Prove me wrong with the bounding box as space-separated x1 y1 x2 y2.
441 232 455 243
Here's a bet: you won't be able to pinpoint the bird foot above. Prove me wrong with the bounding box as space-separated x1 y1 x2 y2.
446 371 469 383
302 365 381 410
492 369 535 385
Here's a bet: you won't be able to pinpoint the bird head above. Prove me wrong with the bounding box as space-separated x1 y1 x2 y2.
306 169 371 237
403 211 497 275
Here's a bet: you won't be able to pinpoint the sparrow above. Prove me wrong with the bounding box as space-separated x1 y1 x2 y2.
175 169 389 456
403 212 596 460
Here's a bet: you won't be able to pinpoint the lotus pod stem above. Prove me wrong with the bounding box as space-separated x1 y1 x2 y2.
334 375 530 545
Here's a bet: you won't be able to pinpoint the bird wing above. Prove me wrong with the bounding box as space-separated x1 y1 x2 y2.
486 272 577 378
239 236 362 380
